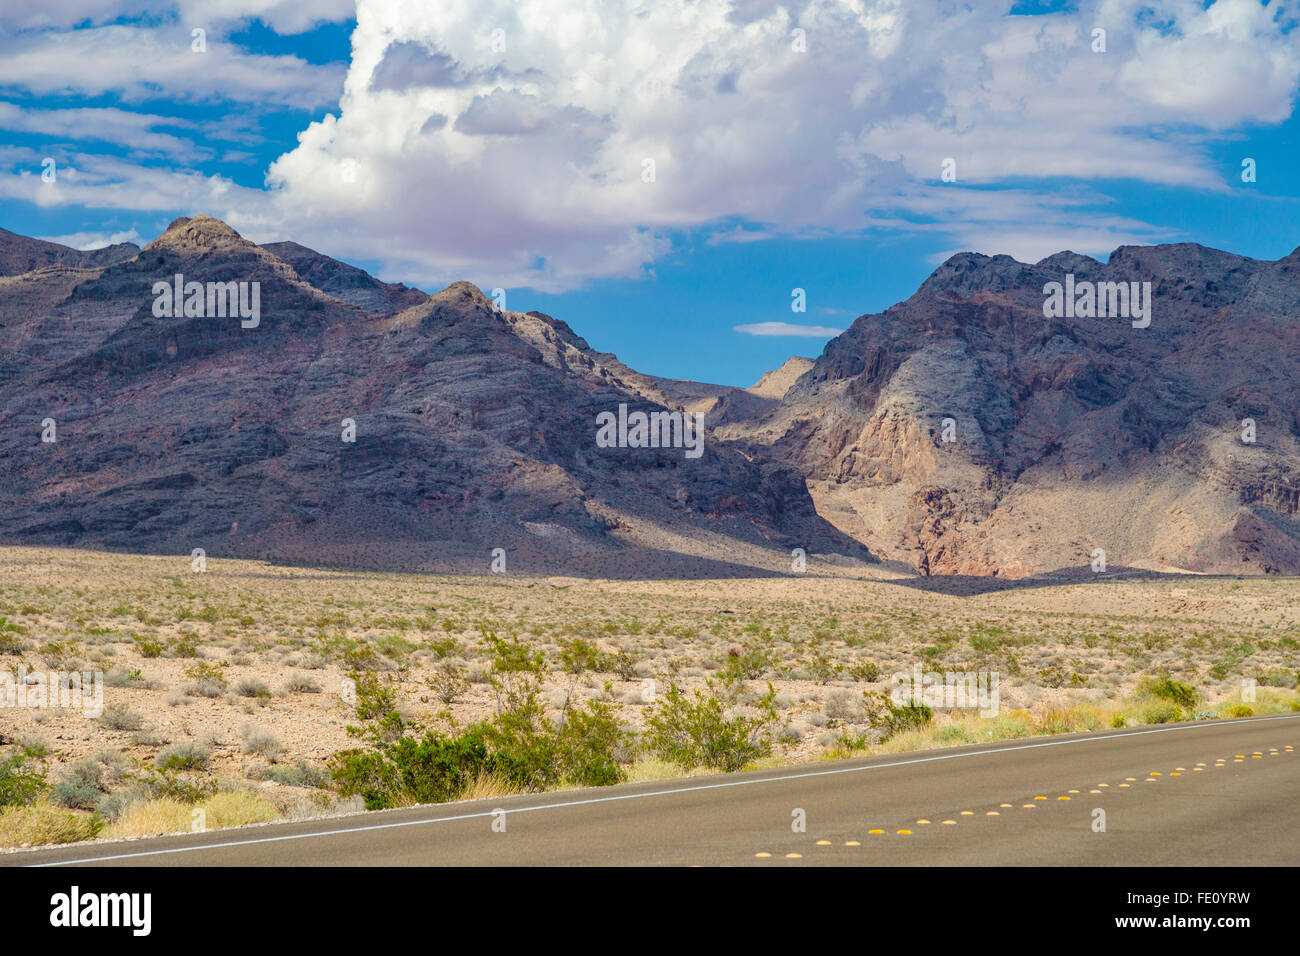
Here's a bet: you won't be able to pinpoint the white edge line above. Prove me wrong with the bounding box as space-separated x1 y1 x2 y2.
31 713 1299 866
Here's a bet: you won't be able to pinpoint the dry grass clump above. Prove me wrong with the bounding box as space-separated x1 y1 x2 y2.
101 790 278 839
0 801 100 848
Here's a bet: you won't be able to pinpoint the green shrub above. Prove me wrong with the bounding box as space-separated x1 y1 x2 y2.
862 691 932 739
156 741 211 772
330 634 630 809
559 638 605 674
717 644 776 683
608 648 644 681
1139 702 1183 724
0 747 48 807
1141 676 1198 709
249 761 329 789
848 660 881 682
167 635 199 658
331 726 496 810
1255 669 1298 689
52 760 105 811
803 645 843 685
183 660 226 688
644 681 780 772
1225 704 1254 718
137 636 165 658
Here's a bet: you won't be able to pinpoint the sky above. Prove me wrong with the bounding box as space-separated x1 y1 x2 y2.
1 0 1297 386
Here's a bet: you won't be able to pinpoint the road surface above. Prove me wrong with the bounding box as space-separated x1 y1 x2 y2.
5 714 1296 866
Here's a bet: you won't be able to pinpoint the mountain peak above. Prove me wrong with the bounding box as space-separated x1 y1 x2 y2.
748 356 814 399
433 280 492 305
145 215 253 255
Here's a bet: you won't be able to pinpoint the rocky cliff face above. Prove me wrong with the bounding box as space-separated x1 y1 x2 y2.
718 243 1300 576
0 216 864 576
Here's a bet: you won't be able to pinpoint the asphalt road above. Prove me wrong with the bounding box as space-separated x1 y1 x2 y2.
6 714 1297 866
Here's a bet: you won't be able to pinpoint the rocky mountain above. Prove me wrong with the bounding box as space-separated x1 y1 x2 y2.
2 217 1295 579
0 216 865 577
717 243 1300 576
0 227 139 276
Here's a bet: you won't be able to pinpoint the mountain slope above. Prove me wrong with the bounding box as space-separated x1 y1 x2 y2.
718 243 1300 576
0 227 139 277
0 216 867 576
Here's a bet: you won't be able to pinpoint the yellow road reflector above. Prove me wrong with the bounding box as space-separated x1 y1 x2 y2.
868 829 884 835
917 819 931 825
1170 772 1181 776
897 829 912 835
1023 803 1037 808
786 853 802 859
1068 789 1080 793
844 841 861 847
1034 796 1047 800
960 811 974 815
1000 803 1013 807
941 820 957 825
1119 784 1130 788
1089 789 1102 793
816 840 831 845
1058 796 1071 800
986 811 1000 816
755 852 772 858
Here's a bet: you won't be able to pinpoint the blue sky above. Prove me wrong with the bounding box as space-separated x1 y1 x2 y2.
1 0 1297 386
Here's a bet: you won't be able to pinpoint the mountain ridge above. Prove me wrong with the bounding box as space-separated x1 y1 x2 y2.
0 215 1295 578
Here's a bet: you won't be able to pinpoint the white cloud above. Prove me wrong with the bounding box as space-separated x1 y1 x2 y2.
236 0 1297 289
0 25 344 107
0 102 204 161
39 228 143 249
4 0 1296 290
0 151 264 216
735 322 845 337
0 0 354 32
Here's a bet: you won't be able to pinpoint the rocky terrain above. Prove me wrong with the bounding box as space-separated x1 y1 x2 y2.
0 217 862 577
0 217 1296 579
717 244 1300 576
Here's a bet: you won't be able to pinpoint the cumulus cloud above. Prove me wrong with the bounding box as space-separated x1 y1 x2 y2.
234 0 1298 290
735 322 844 337
4 0 1296 291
